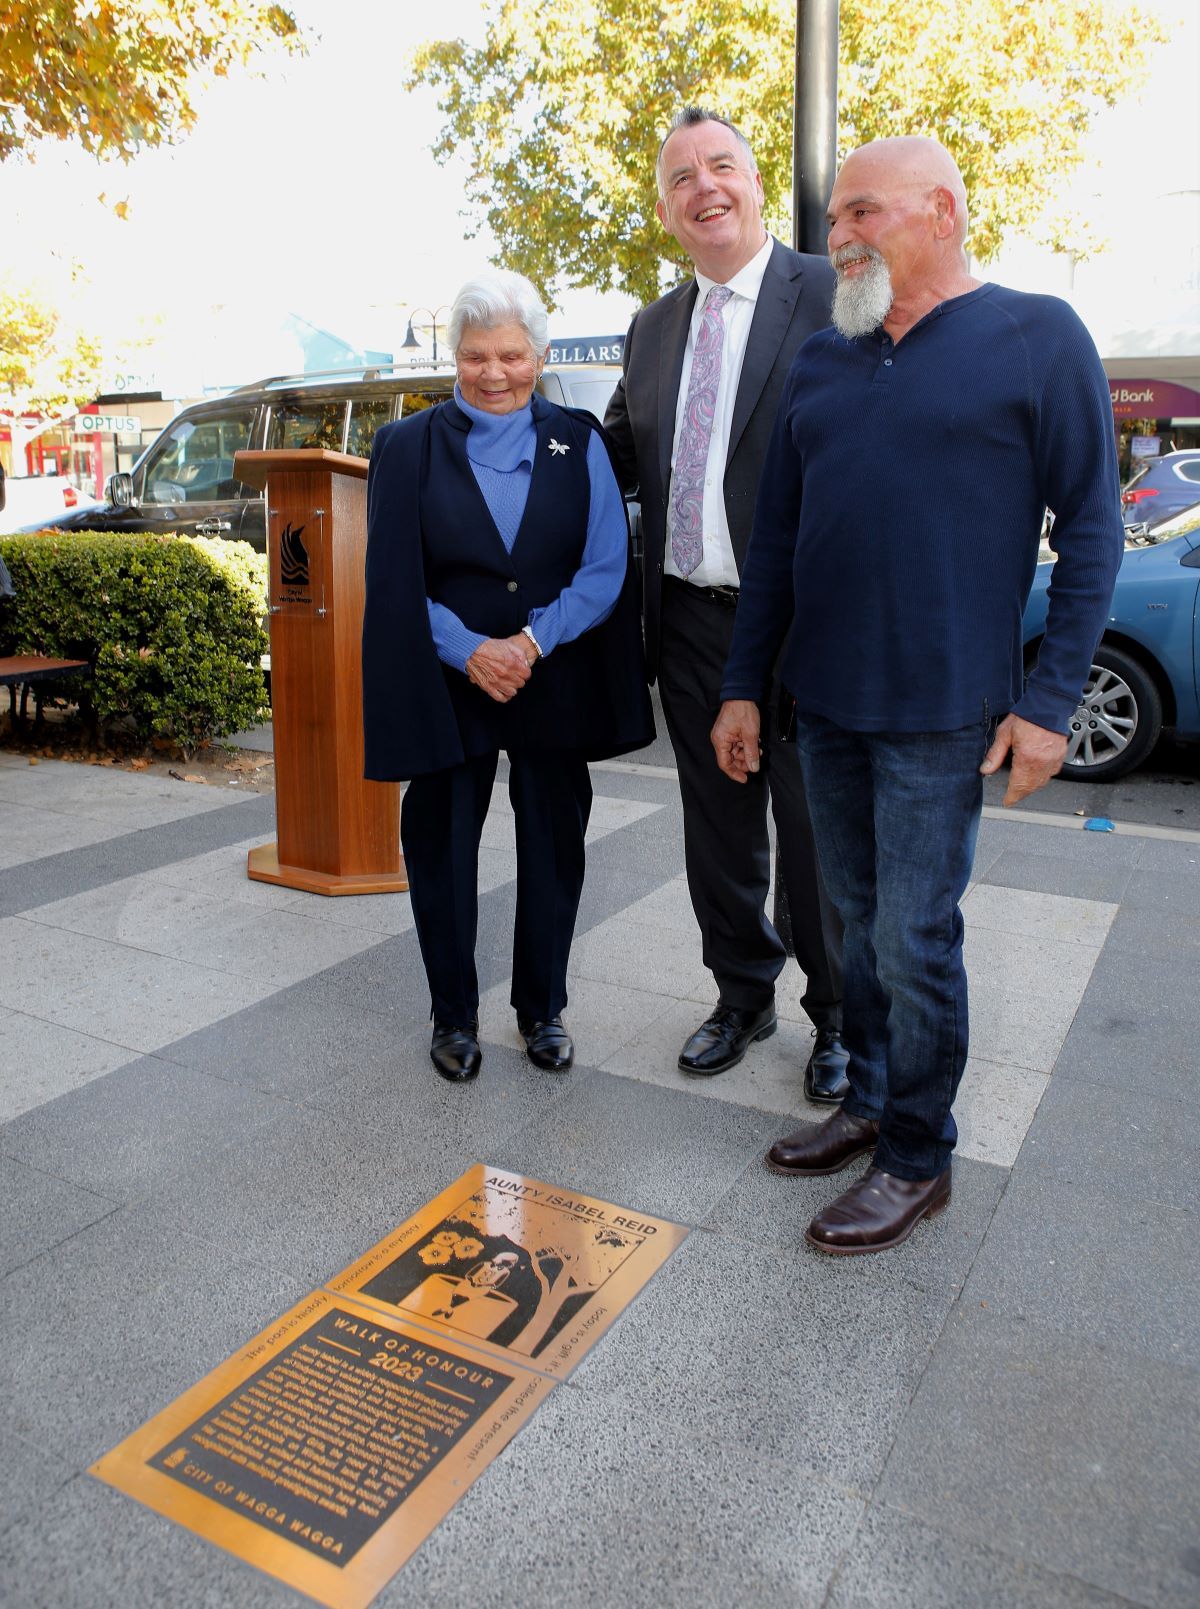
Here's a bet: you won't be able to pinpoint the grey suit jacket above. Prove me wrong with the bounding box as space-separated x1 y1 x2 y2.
604 237 835 679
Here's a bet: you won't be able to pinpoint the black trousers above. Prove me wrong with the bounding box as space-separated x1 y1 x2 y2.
400 748 593 1027
657 578 844 1027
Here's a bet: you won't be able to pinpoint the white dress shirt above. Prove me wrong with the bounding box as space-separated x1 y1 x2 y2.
666 233 774 588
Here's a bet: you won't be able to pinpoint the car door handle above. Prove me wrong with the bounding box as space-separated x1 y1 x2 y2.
195 517 232 535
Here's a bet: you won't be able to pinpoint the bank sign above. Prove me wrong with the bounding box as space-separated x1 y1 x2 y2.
1108 380 1200 420
547 334 624 364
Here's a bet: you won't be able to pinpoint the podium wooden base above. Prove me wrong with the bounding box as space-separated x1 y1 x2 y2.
247 842 408 896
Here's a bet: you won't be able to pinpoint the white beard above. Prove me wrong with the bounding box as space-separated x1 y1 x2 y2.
831 248 894 338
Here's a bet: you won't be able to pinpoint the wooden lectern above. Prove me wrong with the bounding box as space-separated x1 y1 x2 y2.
233 448 407 895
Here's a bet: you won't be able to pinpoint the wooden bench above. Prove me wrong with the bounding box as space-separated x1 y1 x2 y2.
0 654 91 730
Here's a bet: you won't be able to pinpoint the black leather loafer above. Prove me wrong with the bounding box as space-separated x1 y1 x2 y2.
517 1014 574 1072
430 1020 481 1082
804 1026 851 1104
678 1002 777 1076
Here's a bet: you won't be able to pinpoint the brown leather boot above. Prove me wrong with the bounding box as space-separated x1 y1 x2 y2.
805 1164 952 1255
765 1109 880 1176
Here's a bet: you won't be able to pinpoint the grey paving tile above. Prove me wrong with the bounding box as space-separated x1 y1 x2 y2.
705 1146 1007 1297
974 818 1145 869
961 883 1117 948
1 1056 286 1198
156 973 420 1100
392 1385 862 1609
961 1169 1200 1369
875 1308 1200 1608
304 927 446 1022
965 922 1102 1074
489 1068 780 1225
0 1472 307 1608
1119 865 1200 917
1015 1074 1200 1216
306 1026 577 1156
0 792 274 919
0 1203 308 1467
481 970 677 1070
1052 946 1200 1107
953 1054 1049 1167
40 946 276 1052
567 911 711 997
140 1099 476 1288
601 997 822 1117
0 1156 118 1277
574 1227 950 1491
0 1419 77 1557
827 1503 1145 1608
1103 902 1200 960
978 846 1136 904
0 1010 138 1121
1134 838 1200 874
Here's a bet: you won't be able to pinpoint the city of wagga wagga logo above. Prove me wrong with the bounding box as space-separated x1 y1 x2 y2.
280 522 309 587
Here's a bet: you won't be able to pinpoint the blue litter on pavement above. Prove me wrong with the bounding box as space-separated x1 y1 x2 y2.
1084 817 1117 832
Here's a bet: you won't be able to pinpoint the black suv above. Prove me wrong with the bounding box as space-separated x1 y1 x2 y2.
24 362 626 550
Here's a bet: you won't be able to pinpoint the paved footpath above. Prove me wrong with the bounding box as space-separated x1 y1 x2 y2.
1 745 1197 1607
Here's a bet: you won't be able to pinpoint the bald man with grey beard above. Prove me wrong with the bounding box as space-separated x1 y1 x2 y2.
714 136 1123 1257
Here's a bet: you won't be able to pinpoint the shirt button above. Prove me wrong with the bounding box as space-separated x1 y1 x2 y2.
884 358 893 366
506 581 518 593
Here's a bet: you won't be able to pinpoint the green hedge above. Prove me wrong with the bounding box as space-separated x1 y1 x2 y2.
0 530 269 756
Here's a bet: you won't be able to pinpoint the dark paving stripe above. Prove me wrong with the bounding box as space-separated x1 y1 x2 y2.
0 794 276 919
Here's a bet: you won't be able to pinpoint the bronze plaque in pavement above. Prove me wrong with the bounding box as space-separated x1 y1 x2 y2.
91 1290 553 1609
329 1165 689 1378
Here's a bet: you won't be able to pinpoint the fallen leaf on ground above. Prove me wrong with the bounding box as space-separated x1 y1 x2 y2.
130 758 150 771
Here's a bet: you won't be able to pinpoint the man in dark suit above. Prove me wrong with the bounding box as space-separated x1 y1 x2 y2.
604 106 848 1095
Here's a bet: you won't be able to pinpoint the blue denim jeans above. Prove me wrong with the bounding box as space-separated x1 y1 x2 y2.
791 712 994 1181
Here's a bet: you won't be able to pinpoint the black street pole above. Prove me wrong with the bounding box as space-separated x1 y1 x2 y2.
777 0 839 956
792 0 839 254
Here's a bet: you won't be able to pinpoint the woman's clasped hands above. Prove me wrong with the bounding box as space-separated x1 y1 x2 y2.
466 634 538 702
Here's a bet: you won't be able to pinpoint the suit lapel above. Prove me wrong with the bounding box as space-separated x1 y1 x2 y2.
728 241 803 463
657 281 697 490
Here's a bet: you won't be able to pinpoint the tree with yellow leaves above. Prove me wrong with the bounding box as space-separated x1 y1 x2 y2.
407 0 1167 304
0 0 302 163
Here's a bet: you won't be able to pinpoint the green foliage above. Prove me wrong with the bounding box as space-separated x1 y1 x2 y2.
0 278 106 417
0 530 269 756
406 0 1167 305
0 0 304 164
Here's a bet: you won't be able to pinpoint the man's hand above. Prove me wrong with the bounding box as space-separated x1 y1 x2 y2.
711 699 762 782
980 712 1068 806
466 638 532 703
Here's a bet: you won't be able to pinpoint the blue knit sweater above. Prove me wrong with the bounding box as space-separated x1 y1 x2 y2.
721 284 1124 733
427 388 626 671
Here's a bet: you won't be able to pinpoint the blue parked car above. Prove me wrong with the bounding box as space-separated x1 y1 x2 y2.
1023 503 1200 781
1121 449 1200 528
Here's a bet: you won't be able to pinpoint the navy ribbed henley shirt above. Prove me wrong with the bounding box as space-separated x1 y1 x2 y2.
720 283 1124 733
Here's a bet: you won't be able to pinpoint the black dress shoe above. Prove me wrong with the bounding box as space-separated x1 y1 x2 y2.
517 1014 574 1072
804 1026 850 1104
678 1002 777 1076
805 1163 952 1255
430 1020 481 1082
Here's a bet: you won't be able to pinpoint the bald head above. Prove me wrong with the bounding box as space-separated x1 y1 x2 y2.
825 134 978 338
835 136 969 249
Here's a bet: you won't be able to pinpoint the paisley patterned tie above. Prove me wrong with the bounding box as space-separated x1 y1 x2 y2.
669 284 734 577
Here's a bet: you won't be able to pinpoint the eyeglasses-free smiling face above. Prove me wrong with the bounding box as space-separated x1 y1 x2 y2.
656 119 767 282
456 322 544 414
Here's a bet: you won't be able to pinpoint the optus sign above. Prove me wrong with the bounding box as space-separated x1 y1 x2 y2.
1108 380 1200 420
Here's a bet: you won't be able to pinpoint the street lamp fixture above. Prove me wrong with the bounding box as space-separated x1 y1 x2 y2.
401 305 452 363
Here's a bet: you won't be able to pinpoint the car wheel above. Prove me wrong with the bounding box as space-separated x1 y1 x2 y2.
1059 643 1162 782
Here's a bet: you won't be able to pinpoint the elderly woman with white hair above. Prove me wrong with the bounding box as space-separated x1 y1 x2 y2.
362 269 653 1083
